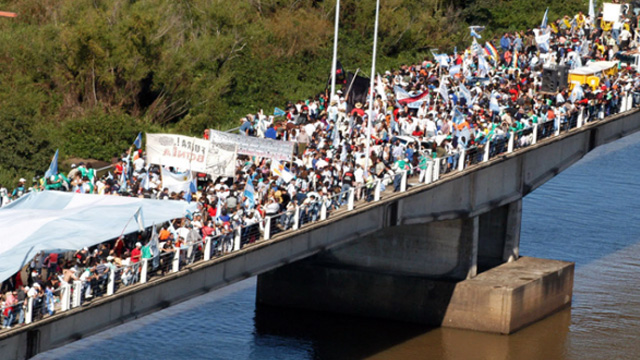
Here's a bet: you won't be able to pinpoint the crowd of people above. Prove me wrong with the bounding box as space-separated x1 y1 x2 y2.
4 5 640 329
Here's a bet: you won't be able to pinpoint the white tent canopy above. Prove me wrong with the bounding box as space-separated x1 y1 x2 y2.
0 191 196 284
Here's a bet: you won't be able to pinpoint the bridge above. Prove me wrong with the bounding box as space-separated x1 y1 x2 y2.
2 108 640 359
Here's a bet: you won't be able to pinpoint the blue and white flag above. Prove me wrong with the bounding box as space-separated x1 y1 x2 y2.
244 180 256 208
438 79 449 101
570 83 584 103
44 149 59 179
452 107 465 124
477 54 490 77
469 26 484 39
589 0 595 24
490 91 501 113
459 83 473 105
274 107 286 117
0 191 196 283
449 65 462 76
133 132 142 149
185 177 197 203
541 7 549 29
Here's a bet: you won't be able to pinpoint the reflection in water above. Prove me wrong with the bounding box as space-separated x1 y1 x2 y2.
37 131 640 360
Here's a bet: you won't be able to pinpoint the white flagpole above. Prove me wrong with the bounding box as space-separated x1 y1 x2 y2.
365 0 380 177
330 0 341 102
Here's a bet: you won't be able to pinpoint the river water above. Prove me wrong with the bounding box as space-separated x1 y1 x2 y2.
35 132 640 360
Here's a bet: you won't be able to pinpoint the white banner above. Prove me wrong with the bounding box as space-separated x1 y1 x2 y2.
207 141 237 178
147 134 210 172
603 3 622 22
209 129 294 161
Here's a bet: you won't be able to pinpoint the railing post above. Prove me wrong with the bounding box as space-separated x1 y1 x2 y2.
264 216 271 240
374 179 382 200
483 140 490 162
107 267 115 295
555 117 560 136
61 283 71 311
172 247 180 273
293 206 300 230
457 148 466 171
620 94 627 113
507 132 515 153
320 201 327 220
25 298 33 324
425 161 433 184
234 227 241 251
140 259 148 284
532 124 538 144
599 104 605 119
628 94 634 109
347 188 354 210
433 158 440 181
72 280 82 308
400 170 407 192
577 108 583 128
204 237 211 261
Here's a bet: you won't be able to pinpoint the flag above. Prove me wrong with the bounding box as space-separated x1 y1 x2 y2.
274 107 286 117
485 42 499 60
452 107 465 124
490 91 501 113
472 38 483 56
449 65 462 76
376 74 388 102
438 79 449 101
149 223 160 269
215 196 223 221
44 149 59 179
394 86 429 108
533 29 551 53
589 0 595 24
478 55 489 76
141 171 150 190
134 207 145 232
185 177 197 203
270 160 294 183
541 7 549 29
469 25 484 39
345 72 371 113
133 132 142 149
160 166 194 194
244 180 256 208
432 52 449 67
459 83 472 106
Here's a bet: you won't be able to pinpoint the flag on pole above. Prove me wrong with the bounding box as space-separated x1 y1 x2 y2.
134 207 145 232
44 149 59 179
270 160 294 183
589 0 595 24
478 55 490 76
394 86 429 108
459 83 472 106
438 79 449 101
274 107 286 117
133 132 142 149
469 26 484 39
376 74 388 102
541 7 549 29
185 177 197 203
484 42 499 60
149 223 160 269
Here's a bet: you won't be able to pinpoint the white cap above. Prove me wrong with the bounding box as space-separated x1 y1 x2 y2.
136 242 142 248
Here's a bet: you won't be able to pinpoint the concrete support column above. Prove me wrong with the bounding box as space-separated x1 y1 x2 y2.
502 199 522 263
234 227 242 251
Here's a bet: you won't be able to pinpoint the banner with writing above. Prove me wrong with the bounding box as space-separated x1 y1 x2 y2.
209 129 294 161
146 134 211 173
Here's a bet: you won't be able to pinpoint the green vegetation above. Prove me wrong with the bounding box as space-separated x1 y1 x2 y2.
0 0 585 186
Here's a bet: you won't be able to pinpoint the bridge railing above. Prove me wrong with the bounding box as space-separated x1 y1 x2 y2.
4 100 637 333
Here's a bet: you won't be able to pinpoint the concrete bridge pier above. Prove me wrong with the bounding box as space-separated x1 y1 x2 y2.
256 199 573 334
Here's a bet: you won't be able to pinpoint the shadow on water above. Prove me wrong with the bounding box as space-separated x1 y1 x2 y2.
253 302 574 360
253 304 432 360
